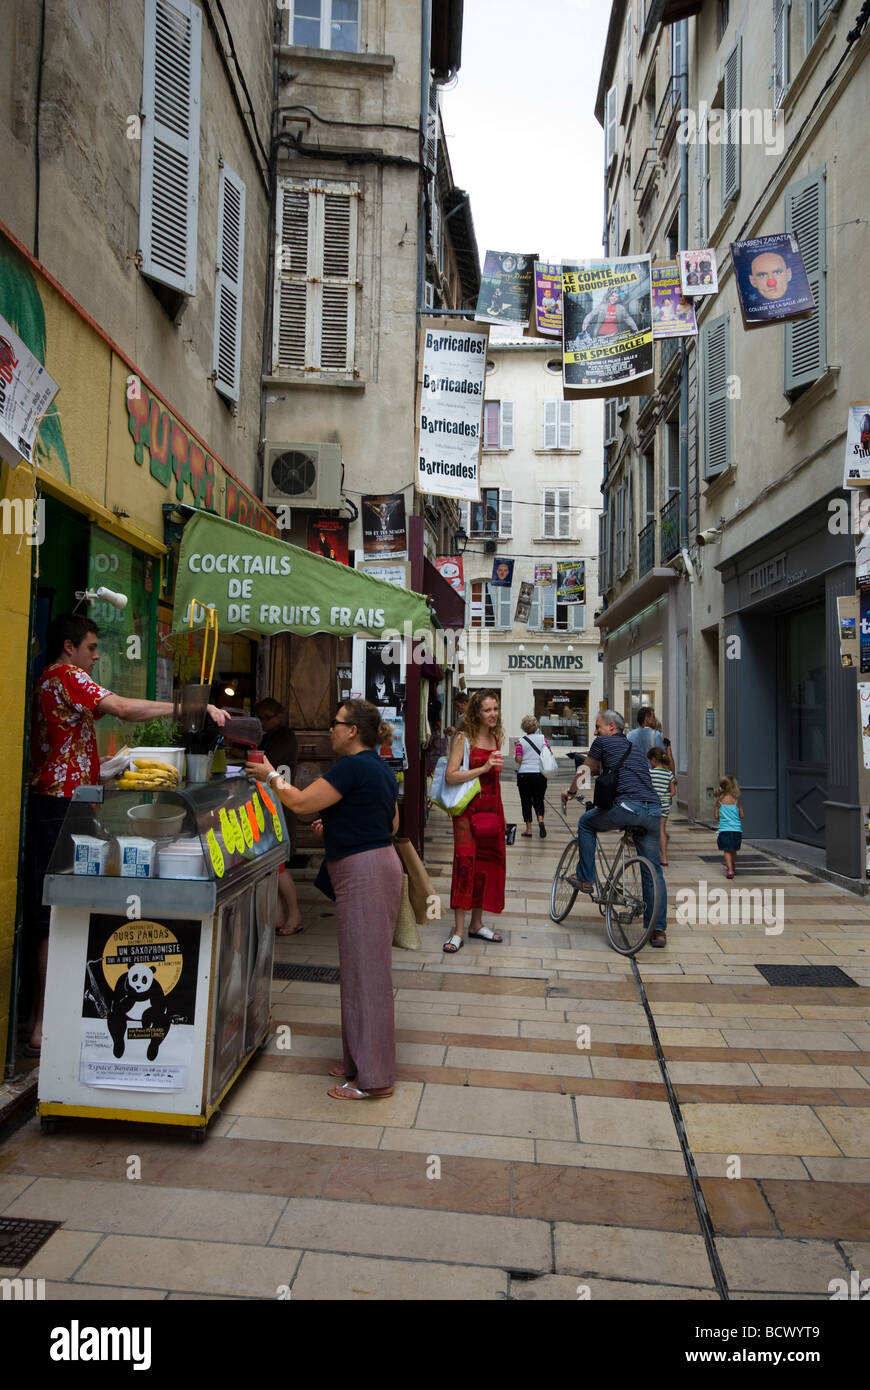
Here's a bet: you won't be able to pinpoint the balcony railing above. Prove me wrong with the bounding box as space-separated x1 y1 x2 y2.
660 336 682 374
660 493 681 562
638 519 656 577
655 75 681 153
633 148 657 204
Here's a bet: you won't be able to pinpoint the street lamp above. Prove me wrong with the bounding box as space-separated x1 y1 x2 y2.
453 525 468 555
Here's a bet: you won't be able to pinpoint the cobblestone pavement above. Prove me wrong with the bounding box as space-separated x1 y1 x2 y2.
2 772 870 1300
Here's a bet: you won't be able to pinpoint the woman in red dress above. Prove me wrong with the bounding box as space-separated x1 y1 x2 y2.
443 689 506 953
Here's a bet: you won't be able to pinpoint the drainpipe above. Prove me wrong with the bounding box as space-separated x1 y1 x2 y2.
678 21 689 550
417 0 432 315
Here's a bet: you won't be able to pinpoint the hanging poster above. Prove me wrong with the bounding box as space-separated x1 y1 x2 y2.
652 263 698 338
557 561 586 602
562 257 654 399
415 317 489 502
678 249 719 297
80 915 200 1090
861 585 870 674
514 581 534 625
530 262 563 338
0 313 61 469
491 557 514 587
352 638 406 709
307 516 349 565
362 493 407 560
379 713 405 761
843 404 870 489
838 595 859 669
534 563 554 585
475 251 537 327
731 233 815 328
860 684 870 769
434 555 464 595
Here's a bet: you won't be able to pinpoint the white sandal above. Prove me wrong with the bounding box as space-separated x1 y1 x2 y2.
468 926 503 942
442 934 464 953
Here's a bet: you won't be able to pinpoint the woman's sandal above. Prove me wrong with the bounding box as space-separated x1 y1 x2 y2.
328 1066 351 1078
327 1084 394 1100
468 927 503 942
442 934 464 953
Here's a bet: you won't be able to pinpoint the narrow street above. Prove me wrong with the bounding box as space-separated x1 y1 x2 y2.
2 766 869 1301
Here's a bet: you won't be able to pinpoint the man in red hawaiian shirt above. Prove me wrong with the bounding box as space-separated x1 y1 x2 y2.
20 613 227 1055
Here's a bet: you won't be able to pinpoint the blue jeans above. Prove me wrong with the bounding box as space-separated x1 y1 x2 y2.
577 799 667 933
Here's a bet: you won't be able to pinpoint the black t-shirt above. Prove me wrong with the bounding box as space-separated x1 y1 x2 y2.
588 732 657 803
321 750 398 860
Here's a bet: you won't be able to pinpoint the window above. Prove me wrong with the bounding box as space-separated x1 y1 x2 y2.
773 0 789 108
528 583 586 632
543 488 572 539
624 8 633 88
468 580 511 629
784 169 827 395
701 314 730 477
289 0 359 52
718 0 729 41
213 164 246 403
470 488 500 537
605 85 618 169
483 400 514 449
670 20 686 80
139 0 202 298
612 470 633 578
599 511 610 592
722 38 741 206
642 451 655 525
604 398 618 445
611 200 620 259
273 178 358 373
666 215 679 262
666 418 680 498
543 401 573 449
807 0 841 49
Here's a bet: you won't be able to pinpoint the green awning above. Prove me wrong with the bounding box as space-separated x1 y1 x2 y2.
170 511 432 638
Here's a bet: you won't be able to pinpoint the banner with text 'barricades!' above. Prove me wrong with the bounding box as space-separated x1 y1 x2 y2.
415 317 489 503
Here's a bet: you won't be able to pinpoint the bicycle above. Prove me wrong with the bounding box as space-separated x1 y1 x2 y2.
549 805 662 956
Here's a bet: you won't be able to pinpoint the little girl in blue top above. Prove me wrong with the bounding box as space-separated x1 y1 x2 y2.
715 775 743 879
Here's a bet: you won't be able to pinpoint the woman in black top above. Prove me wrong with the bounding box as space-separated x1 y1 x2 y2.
246 699 402 1099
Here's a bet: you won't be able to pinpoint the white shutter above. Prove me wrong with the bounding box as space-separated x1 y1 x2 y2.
497 586 513 629
459 501 471 537
500 400 515 448
722 39 741 205
499 489 513 538
274 181 310 369
543 401 558 449
140 0 202 296
785 169 826 392
320 187 357 369
605 85 617 167
604 398 617 443
528 586 542 630
670 19 686 78
773 0 789 109
558 401 573 449
702 315 730 477
558 489 571 538
543 488 556 538
624 8 632 87
569 603 586 632
213 164 246 402
273 179 357 372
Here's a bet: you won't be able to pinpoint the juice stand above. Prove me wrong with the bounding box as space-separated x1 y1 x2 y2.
37 775 288 1138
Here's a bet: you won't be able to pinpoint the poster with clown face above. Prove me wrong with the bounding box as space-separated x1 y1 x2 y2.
80 915 200 1090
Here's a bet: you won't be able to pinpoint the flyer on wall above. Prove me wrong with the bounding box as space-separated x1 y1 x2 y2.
361 493 407 559
562 257 654 399
534 563 554 585
514 581 534 625
0 311 61 468
529 262 563 338
861 585 870 674
837 595 859 669
491 556 514 587
433 555 464 594
557 560 585 602
860 683 870 769
415 317 489 501
474 251 537 327
731 233 815 328
843 403 870 488
678 248 719 296
307 516 349 565
80 916 200 1090
651 263 698 338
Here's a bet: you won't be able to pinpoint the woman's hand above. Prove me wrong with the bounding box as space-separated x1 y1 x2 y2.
310 818 324 838
244 756 275 782
484 751 503 775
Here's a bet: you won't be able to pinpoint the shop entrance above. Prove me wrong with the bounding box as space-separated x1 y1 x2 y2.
780 600 827 848
534 689 588 746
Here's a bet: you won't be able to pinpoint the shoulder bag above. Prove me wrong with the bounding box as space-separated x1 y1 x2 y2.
525 734 558 775
593 742 632 812
429 737 482 816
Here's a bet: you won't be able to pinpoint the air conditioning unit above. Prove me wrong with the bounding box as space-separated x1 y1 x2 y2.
262 443 342 509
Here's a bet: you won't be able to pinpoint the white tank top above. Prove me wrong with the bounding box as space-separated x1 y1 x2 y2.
517 734 545 773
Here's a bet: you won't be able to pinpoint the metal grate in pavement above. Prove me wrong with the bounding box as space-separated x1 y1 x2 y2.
755 964 857 988
273 963 340 984
0 1216 62 1266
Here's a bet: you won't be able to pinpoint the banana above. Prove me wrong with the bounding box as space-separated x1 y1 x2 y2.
133 759 179 777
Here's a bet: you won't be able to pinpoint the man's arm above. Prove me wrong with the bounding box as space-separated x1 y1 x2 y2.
97 694 228 727
562 756 599 805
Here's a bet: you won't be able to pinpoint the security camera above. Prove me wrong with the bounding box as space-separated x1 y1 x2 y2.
697 528 721 546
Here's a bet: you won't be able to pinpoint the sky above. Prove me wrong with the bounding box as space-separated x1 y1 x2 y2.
441 0 612 266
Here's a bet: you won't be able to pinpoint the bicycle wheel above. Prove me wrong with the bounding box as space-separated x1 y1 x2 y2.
550 841 579 923
605 855 660 955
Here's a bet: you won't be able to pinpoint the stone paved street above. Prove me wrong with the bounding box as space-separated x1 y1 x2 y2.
3 773 870 1300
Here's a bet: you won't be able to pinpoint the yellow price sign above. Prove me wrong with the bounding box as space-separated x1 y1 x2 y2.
253 794 265 833
272 812 284 843
206 829 225 878
241 809 254 849
228 809 245 854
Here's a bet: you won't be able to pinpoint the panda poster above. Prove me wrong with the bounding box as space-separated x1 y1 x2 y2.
80 916 200 1090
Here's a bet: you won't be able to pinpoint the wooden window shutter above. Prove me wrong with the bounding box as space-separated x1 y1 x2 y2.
500 400 515 448
558 489 571 538
558 401 573 449
499 489 513 538
320 187 357 370
605 85 617 167
497 585 513 629
543 488 556 538
273 181 310 369
140 0 202 296
528 586 542 630
569 602 586 632
722 38 741 205
213 164 246 402
773 0 789 108
543 400 558 449
785 169 826 394
702 314 730 477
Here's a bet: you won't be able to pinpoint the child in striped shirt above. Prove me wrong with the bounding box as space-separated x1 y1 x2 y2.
648 746 677 866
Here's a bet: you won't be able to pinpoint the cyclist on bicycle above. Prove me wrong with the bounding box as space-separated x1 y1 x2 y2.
561 709 668 947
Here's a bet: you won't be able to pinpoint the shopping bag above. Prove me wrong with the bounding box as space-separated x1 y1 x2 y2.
393 876 422 950
429 736 481 816
540 743 559 775
505 823 517 846
394 837 439 924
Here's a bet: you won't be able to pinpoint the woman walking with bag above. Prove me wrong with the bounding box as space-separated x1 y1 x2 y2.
443 690 506 954
514 714 553 839
245 699 401 1100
